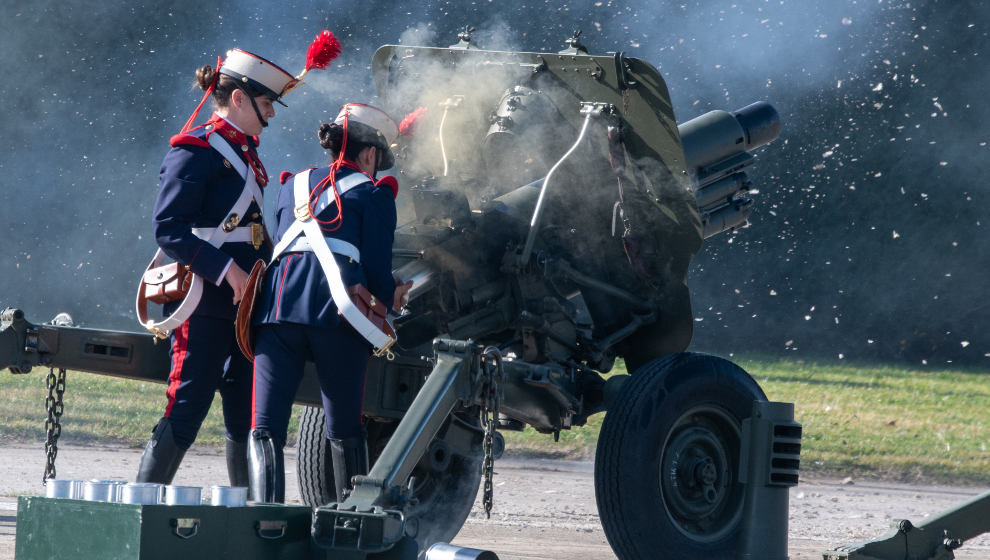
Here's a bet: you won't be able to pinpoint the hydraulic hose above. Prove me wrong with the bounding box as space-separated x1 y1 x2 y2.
439 104 452 177
520 112 593 264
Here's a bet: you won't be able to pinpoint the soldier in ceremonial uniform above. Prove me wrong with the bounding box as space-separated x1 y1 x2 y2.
247 104 412 502
136 49 296 486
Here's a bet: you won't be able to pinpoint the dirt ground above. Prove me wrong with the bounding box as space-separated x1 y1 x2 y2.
1 442 988 560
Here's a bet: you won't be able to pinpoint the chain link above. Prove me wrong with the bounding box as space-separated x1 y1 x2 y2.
480 347 502 519
43 367 67 484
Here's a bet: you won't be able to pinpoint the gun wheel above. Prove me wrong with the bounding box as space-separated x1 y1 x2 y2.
296 406 338 506
594 352 766 560
296 406 483 552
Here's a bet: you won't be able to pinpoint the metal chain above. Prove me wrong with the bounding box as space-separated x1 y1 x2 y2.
480 348 502 519
43 367 67 484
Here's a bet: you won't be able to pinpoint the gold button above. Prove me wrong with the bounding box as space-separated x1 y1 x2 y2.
252 212 259 219
241 145 248 151
223 159 232 168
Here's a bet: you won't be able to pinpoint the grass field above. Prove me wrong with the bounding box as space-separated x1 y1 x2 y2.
1 357 987 484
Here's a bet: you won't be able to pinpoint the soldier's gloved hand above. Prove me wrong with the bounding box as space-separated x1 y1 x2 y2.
225 264 250 305
393 279 414 312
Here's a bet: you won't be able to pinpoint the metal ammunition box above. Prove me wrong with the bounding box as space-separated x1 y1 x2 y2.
15 496 311 560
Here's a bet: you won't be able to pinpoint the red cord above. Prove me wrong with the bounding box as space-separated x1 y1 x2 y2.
181 56 222 134
309 106 349 232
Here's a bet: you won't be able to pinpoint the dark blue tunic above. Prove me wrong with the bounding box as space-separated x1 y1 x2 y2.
254 165 397 326
150 115 271 448
251 163 397 443
153 121 270 320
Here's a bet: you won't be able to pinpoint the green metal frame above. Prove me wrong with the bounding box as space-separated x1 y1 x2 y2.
824 490 990 560
312 339 488 556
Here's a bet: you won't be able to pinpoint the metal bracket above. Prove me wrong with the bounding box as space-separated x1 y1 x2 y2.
521 56 547 75
613 51 637 90
579 101 614 118
558 30 589 56
440 95 465 109
171 518 200 540
449 26 477 50
311 505 406 554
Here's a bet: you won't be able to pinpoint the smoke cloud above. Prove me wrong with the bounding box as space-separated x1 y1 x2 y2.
0 0 986 366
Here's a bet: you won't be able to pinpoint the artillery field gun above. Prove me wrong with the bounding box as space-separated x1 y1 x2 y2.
1 34 810 560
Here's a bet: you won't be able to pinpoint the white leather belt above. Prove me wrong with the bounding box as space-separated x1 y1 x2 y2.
284 169 395 353
136 133 266 338
281 236 361 263
191 226 257 243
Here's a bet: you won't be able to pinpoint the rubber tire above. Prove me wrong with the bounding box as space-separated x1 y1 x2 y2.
296 406 483 551
594 352 767 560
297 405 336 507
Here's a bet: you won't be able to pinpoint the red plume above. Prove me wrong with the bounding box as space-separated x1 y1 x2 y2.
305 30 342 72
399 106 428 137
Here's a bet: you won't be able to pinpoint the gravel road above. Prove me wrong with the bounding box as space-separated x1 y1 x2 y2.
1 442 988 559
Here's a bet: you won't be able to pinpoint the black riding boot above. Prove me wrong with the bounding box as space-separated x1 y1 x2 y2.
329 436 369 503
136 418 186 484
247 429 285 503
225 437 250 488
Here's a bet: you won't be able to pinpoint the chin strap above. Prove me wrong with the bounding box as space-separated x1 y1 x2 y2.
236 82 269 129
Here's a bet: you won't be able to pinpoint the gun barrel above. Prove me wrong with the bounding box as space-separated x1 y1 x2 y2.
678 101 781 180
695 172 751 211
702 198 753 239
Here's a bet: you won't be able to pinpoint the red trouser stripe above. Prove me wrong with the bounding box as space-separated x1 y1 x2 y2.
274 254 295 321
250 356 258 430
163 320 191 418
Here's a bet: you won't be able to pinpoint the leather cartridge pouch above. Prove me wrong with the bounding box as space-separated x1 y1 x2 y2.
143 262 192 305
235 259 267 361
346 284 396 339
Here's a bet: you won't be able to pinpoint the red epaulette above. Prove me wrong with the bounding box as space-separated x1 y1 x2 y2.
279 171 294 185
374 175 399 199
169 133 210 148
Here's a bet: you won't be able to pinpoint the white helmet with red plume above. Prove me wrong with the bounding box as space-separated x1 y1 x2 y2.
180 30 342 133
219 49 295 106
334 103 399 171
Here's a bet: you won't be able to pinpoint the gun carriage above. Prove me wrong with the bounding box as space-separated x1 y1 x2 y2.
4 33 807 560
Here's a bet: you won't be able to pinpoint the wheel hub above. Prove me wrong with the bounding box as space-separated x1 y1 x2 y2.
690 456 719 503
659 407 742 542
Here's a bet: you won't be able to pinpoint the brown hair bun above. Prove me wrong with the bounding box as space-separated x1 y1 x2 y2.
195 65 216 91
318 122 342 151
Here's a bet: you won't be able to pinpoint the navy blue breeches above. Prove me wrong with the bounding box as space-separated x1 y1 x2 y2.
251 322 370 446
162 315 253 449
